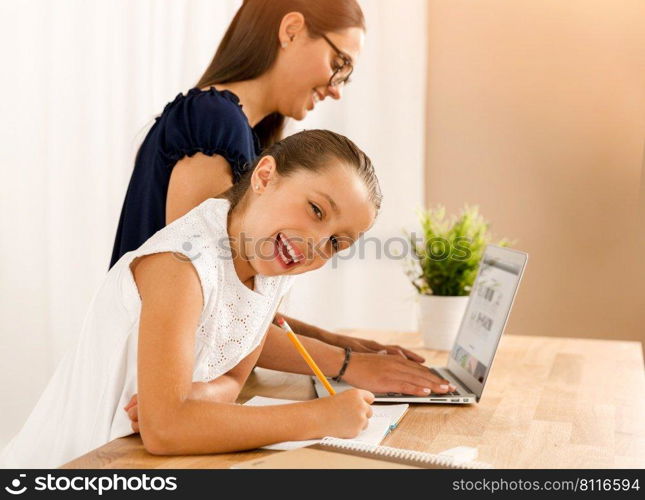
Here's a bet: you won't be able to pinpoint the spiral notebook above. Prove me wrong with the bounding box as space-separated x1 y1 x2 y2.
233 437 492 469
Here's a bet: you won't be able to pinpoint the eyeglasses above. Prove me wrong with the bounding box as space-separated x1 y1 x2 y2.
321 34 354 87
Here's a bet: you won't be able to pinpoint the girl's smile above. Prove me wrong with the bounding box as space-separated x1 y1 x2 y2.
274 232 305 269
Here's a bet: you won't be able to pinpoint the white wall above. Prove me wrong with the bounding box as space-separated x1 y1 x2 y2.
424 0 645 345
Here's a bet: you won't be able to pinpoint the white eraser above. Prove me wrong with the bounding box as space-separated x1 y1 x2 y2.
438 446 479 464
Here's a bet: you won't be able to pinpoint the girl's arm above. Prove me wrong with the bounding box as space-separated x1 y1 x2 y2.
166 153 233 224
131 252 373 456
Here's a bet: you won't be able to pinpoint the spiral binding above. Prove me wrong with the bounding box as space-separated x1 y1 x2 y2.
320 437 491 469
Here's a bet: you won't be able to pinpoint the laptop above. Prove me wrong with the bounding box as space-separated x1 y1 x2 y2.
313 244 528 404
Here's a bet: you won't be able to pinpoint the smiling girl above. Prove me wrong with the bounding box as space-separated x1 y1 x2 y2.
106 0 454 394
0 130 383 468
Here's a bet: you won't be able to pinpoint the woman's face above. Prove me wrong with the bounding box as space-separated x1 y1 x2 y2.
232 156 376 278
272 25 364 120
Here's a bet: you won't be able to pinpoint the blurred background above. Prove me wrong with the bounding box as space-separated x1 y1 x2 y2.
0 0 643 449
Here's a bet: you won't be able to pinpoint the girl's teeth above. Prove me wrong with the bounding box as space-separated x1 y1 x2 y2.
284 239 298 262
279 233 300 263
277 244 290 265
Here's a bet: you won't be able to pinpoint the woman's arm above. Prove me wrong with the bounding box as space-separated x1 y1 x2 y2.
277 314 424 362
257 325 455 395
166 153 234 224
257 323 345 375
131 252 372 455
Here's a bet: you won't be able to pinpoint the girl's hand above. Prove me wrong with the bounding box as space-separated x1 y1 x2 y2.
123 394 139 433
314 389 375 438
342 352 456 396
326 333 425 363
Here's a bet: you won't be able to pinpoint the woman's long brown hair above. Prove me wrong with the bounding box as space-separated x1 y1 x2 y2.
196 0 366 148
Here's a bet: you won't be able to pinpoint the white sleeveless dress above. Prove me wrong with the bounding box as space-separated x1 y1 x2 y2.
0 198 294 468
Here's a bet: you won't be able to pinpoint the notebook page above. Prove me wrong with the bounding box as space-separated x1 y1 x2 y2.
243 396 408 451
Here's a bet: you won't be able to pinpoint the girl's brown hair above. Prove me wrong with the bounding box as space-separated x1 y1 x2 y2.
196 0 366 148
223 129 381 214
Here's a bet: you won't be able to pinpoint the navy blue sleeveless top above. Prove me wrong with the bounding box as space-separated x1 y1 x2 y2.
109 87 261 269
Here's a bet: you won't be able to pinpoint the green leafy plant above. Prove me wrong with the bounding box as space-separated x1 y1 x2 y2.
405 205 512 296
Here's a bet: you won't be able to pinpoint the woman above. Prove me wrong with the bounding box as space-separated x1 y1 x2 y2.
110 0 453 410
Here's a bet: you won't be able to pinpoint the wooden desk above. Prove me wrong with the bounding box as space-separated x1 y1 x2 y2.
61 331 645 469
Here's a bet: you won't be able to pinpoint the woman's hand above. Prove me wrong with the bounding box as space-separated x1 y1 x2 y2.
341 352 456 396
123 394 139 433
312 389 375 438
325 332 425 363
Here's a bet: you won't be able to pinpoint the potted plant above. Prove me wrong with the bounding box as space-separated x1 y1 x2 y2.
405 205 511 350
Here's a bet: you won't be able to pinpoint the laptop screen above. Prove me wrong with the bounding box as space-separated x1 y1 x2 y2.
448 246 527 398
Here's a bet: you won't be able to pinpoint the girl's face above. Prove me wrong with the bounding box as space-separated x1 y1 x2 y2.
272 18 364 120
232 157 376 277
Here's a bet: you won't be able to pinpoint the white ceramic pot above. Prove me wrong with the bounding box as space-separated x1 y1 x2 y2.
418 294 469 351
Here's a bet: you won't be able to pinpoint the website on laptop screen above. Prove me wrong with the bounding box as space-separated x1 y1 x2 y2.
450 255 522 383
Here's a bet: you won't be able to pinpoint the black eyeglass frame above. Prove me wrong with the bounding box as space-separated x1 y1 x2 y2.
321 34 354 87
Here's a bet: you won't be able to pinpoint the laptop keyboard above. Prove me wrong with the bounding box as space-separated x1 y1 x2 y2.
429 368 461 395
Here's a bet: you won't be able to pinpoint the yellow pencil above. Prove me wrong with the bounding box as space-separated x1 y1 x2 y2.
275 315 336 396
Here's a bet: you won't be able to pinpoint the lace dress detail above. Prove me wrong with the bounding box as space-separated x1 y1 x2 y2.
120 197 294 382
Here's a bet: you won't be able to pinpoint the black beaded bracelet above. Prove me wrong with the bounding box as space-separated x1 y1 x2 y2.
332 347 352 383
